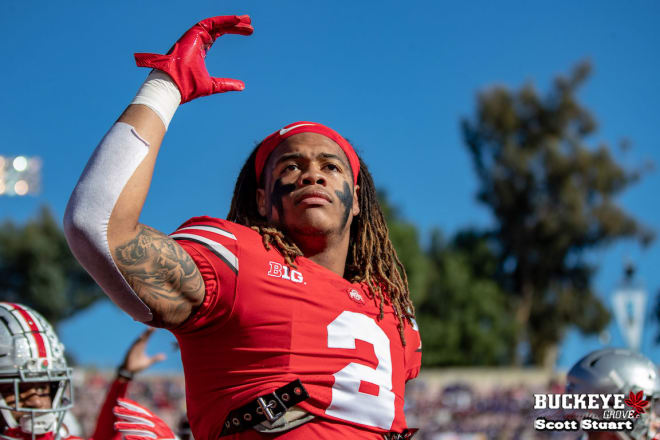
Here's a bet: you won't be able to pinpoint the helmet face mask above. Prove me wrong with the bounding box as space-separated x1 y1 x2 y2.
566 348 660 440
0 303 73 440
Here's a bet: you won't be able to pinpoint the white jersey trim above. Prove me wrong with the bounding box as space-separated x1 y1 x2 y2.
170 232 239 273
175 225 237 241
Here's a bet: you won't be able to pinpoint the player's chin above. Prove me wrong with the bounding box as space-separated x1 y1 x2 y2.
288 211 337 235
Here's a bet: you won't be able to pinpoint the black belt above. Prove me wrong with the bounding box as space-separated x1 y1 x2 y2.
220 379 417 439
220 379 310 436
383 428 418 439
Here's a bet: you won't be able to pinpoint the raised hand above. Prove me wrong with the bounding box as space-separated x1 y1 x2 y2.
135 15 254 103
119 327 166 376
113 398 176 440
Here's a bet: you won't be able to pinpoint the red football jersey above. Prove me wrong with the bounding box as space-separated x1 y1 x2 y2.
170 217 421 439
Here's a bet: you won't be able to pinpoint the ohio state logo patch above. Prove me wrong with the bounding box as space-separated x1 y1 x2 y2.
348 288 365 305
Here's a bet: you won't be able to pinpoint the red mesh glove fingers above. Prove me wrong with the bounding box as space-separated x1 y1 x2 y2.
113 398 176 440
134 15 253 103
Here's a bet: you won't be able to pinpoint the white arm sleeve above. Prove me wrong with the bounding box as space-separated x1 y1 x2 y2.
130 70 181 129
63 122 152 322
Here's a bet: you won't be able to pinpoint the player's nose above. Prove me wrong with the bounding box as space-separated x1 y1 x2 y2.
20 386 51 409
299 164 326 186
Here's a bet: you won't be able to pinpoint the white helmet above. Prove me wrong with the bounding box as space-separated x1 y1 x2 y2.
566 348 660 440
0 303 73 439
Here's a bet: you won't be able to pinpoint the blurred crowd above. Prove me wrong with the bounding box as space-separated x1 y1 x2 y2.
71 370 187 437
404 378 572 440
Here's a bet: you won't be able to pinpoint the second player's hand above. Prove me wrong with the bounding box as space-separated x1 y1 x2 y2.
134 15 254 103
119 328 166 375
114 398 176 440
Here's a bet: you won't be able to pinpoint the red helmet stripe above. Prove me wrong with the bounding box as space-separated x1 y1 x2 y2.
8 303 47 359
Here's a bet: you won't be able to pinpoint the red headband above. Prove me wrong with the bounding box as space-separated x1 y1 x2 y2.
255 121 360 186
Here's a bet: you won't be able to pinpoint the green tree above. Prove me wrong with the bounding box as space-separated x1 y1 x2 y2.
417 230 517 366
381 193 516 366
0 206 104 327
461 61 653 366
379 191 433 305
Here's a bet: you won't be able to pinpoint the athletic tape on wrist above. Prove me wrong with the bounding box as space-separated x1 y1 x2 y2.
131 70 181 129
64 122 153 322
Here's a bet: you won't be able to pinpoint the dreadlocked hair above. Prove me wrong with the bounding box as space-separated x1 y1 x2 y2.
227 142 416 345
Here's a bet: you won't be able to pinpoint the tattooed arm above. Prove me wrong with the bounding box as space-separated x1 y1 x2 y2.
66 18 254 324
105 105 204 328
113 225 204 328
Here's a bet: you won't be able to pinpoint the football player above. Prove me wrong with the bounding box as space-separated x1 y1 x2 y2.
0 302 164 440
64 15 421 439
0 302 75 440
565 348 660 440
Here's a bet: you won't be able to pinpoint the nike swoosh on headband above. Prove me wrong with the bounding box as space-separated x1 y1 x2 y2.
279 123 316 136
256 121 360 186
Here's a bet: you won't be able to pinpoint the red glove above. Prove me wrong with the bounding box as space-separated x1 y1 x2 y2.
134 15 253 103
113 398 176 440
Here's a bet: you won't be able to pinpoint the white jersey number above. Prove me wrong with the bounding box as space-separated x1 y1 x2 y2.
325 311 395 429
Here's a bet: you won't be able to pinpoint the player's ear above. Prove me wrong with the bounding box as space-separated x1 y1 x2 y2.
256 188 267 217
352 184 360 216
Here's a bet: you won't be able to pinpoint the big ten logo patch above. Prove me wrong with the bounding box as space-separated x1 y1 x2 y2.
267 262 304 284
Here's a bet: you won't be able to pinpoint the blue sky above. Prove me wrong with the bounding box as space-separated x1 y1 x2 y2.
1 1 659 372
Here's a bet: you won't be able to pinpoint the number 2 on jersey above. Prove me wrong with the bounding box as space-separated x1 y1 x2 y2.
325 311 395 429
